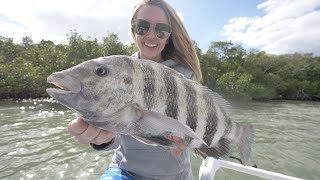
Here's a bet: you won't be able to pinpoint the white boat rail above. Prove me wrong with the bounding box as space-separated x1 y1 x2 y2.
199 157 304 180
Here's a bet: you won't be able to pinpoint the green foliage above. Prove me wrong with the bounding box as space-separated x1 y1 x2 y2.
216 71 253 98
1 57 45 98
0 32 319 101
101 32 128 56
0 36 23 63
249 83 277 100
0 32 135 98
66 31 103 64
125 43 139 56
200 53 220 89
200 41 319 100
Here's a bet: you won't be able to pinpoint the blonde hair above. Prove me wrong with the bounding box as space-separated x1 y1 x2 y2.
130 0 202 81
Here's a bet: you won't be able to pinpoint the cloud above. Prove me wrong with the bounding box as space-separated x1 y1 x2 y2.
0 0 139 44
222 0 320 55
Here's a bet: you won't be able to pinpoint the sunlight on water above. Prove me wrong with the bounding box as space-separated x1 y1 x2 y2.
0 98 319 179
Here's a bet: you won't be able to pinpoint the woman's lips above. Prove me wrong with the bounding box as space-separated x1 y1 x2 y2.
144 42 158 48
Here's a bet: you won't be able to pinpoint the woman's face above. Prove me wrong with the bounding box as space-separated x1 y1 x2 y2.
134 5 170 62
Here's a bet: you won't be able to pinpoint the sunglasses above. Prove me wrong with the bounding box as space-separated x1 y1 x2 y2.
132 19 172 39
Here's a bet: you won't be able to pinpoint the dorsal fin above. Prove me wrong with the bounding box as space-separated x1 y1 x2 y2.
182 78 232 116
199 85 232 115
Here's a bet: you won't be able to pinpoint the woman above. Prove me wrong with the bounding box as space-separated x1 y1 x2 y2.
68 0 202 179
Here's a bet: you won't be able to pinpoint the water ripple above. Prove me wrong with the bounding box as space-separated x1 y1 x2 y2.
0 99 319 180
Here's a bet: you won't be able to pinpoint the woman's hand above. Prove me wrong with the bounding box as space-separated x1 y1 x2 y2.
166 135 188 157
67 117 115 145
68 118 187 155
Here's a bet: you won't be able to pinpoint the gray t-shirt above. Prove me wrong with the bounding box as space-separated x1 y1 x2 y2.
93 52 196 180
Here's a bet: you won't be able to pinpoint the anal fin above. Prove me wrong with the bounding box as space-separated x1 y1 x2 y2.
132 136 159 146
133 135 174 147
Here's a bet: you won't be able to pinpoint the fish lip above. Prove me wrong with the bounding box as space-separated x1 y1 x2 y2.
46 87 72 95
46 74 80 95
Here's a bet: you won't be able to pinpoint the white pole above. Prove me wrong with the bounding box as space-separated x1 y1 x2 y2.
199 157 220 180
199 157 304 180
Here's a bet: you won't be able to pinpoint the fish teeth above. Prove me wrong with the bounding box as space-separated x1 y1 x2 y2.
53 82 69 91
47 79 70 91
47 88 71 94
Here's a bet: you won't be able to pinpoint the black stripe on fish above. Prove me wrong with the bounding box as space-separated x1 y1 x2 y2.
234 122 241 138
202 92 218 146
184 80 197 131
142 64 155 111
121 56 135 69
223 117 232 136
164 72 179 119
184 136 194 145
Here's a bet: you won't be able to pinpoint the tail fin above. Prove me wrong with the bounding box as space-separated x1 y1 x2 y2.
235 124 254 165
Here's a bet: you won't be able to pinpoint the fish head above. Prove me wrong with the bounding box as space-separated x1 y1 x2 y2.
46 55 135 121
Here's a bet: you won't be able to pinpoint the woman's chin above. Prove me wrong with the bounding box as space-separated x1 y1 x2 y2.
141 51 159 60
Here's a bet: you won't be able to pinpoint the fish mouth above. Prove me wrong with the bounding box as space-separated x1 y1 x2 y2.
46 74 80 95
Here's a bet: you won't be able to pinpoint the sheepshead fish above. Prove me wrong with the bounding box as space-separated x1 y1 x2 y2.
47 55 254 164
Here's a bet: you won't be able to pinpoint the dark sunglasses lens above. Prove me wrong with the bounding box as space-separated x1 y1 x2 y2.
155 23 171 39
134 19 150 35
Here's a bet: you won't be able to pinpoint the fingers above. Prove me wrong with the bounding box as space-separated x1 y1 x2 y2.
75 125 101 144
68 117 88 136
170 142 188 157
165 135 188 157
67 117 114 145
92 130 115 145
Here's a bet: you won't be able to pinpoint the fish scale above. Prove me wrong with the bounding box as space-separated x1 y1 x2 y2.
135 57 252 163
163 72 179 119
141 64 155 111
46 55 254 165
184 80 198 132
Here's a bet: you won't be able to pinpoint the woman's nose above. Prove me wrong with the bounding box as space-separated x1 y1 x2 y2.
146 26 157 39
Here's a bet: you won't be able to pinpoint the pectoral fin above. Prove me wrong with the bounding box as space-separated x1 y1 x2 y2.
132 104 206 146
89 103 206 147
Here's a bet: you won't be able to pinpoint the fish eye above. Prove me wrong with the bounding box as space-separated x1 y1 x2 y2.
95 66 108 76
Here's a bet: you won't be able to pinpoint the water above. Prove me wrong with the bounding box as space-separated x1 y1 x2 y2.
0 99 319 180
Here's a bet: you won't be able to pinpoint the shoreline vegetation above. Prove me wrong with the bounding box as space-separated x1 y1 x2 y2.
1 31 319 101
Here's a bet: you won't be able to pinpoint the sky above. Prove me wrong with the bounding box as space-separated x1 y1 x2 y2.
1 0 320 55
